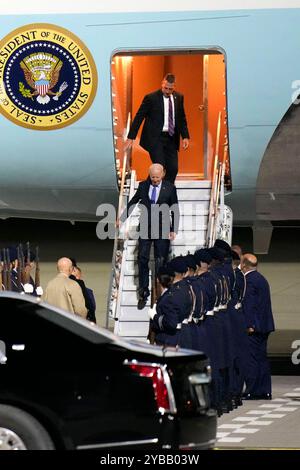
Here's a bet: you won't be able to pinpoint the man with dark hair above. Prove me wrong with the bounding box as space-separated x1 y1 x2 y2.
69 262 97 323
241 253 275 400
125 73 190 183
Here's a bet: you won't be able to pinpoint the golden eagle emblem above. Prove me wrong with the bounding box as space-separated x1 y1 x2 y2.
19 53 68 104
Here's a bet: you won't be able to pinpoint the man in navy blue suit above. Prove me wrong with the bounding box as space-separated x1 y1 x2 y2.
120 163 179 309
241 254 275 399
125 74 190 183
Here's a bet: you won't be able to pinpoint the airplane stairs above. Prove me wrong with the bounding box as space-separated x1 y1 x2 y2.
108 175 212 341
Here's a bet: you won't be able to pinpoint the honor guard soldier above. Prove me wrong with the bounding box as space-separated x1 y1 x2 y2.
150 257 192 348
193 249 224 412
231 249 248 404
208 247 234 413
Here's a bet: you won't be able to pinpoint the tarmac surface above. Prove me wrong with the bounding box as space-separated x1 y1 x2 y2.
216 376 300 449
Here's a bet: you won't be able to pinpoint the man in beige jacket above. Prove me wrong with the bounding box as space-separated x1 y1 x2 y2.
44 257 87 318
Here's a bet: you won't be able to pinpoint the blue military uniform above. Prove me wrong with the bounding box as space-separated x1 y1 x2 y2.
152 257 192 347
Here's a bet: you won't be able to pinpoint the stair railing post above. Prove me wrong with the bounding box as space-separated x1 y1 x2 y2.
206 111 221 247
106 113 131 328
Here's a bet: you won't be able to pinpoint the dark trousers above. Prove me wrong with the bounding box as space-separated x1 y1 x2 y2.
138 238 170 294
149 133 178 183
244 332 272 396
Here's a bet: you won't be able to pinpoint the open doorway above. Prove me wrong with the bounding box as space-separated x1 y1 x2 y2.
111 50 230 186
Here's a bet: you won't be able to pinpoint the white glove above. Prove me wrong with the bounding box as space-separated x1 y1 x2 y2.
36 286 44 297
148 304 157 320
23 283 34 294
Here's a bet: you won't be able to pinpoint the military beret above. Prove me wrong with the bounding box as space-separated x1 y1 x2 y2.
214 239 232 255
183 254 197 271
168 256 188 274
208 247 225 262
158 265 175 277
194 249 212 265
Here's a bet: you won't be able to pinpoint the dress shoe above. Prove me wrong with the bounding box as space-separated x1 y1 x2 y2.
234 396 243 407
138 288 149 299
137 298 147 310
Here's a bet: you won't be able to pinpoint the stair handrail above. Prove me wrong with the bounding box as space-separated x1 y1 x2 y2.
210 161 222 246
215 140 233 244
219 141 227 227
106 113 131 327
206 111 222 247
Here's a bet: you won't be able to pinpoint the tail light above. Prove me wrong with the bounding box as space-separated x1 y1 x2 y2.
124 361 177 414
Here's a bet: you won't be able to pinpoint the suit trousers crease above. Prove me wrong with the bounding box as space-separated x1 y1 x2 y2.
149 134 178 183
138 238 170 293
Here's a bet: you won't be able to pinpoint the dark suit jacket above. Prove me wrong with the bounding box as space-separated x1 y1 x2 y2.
69 275 96 322
121 179 179 237
128 90 189 151
243 270 275 334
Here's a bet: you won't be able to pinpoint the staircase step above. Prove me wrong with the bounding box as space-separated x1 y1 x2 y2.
114 321 150 336
117 306 150 321
121 291 151 306
123 275 150 290
112 177 214 339
178 201 210 212
171 232 206 245
127 214 208 229
135 180 212 189
170 245 206 257
178 206 209 216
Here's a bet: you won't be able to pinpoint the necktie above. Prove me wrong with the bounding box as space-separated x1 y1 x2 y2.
150 185 157 204
168 96 174 136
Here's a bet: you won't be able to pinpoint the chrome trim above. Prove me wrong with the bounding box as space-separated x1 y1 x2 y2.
179 438 215 450
189 372 211 385
123 359 177 414
77 438 158 450
161 364 177 414
0 427 27 450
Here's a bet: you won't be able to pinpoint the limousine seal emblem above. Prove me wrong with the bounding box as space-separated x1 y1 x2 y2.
0 23 97 130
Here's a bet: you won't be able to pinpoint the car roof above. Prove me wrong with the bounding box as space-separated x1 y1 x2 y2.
0 292 202 358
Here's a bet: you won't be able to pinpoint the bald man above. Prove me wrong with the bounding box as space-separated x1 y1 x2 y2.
120 164 179 309
241 254 275 400
44 257 87 318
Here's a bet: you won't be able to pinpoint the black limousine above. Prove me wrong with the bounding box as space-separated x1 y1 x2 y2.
0 292 217 450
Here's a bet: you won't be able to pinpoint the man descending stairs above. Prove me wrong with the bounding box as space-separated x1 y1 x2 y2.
111 170 211 341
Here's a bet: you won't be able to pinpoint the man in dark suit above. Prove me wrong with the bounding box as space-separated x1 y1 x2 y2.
241 254 275 400
125 73 190 183
120 163 179 309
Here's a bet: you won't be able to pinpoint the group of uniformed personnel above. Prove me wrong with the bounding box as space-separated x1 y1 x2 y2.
148 238 275 415
0 244 42 296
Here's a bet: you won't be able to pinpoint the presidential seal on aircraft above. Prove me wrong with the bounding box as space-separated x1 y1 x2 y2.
0 23 98 130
